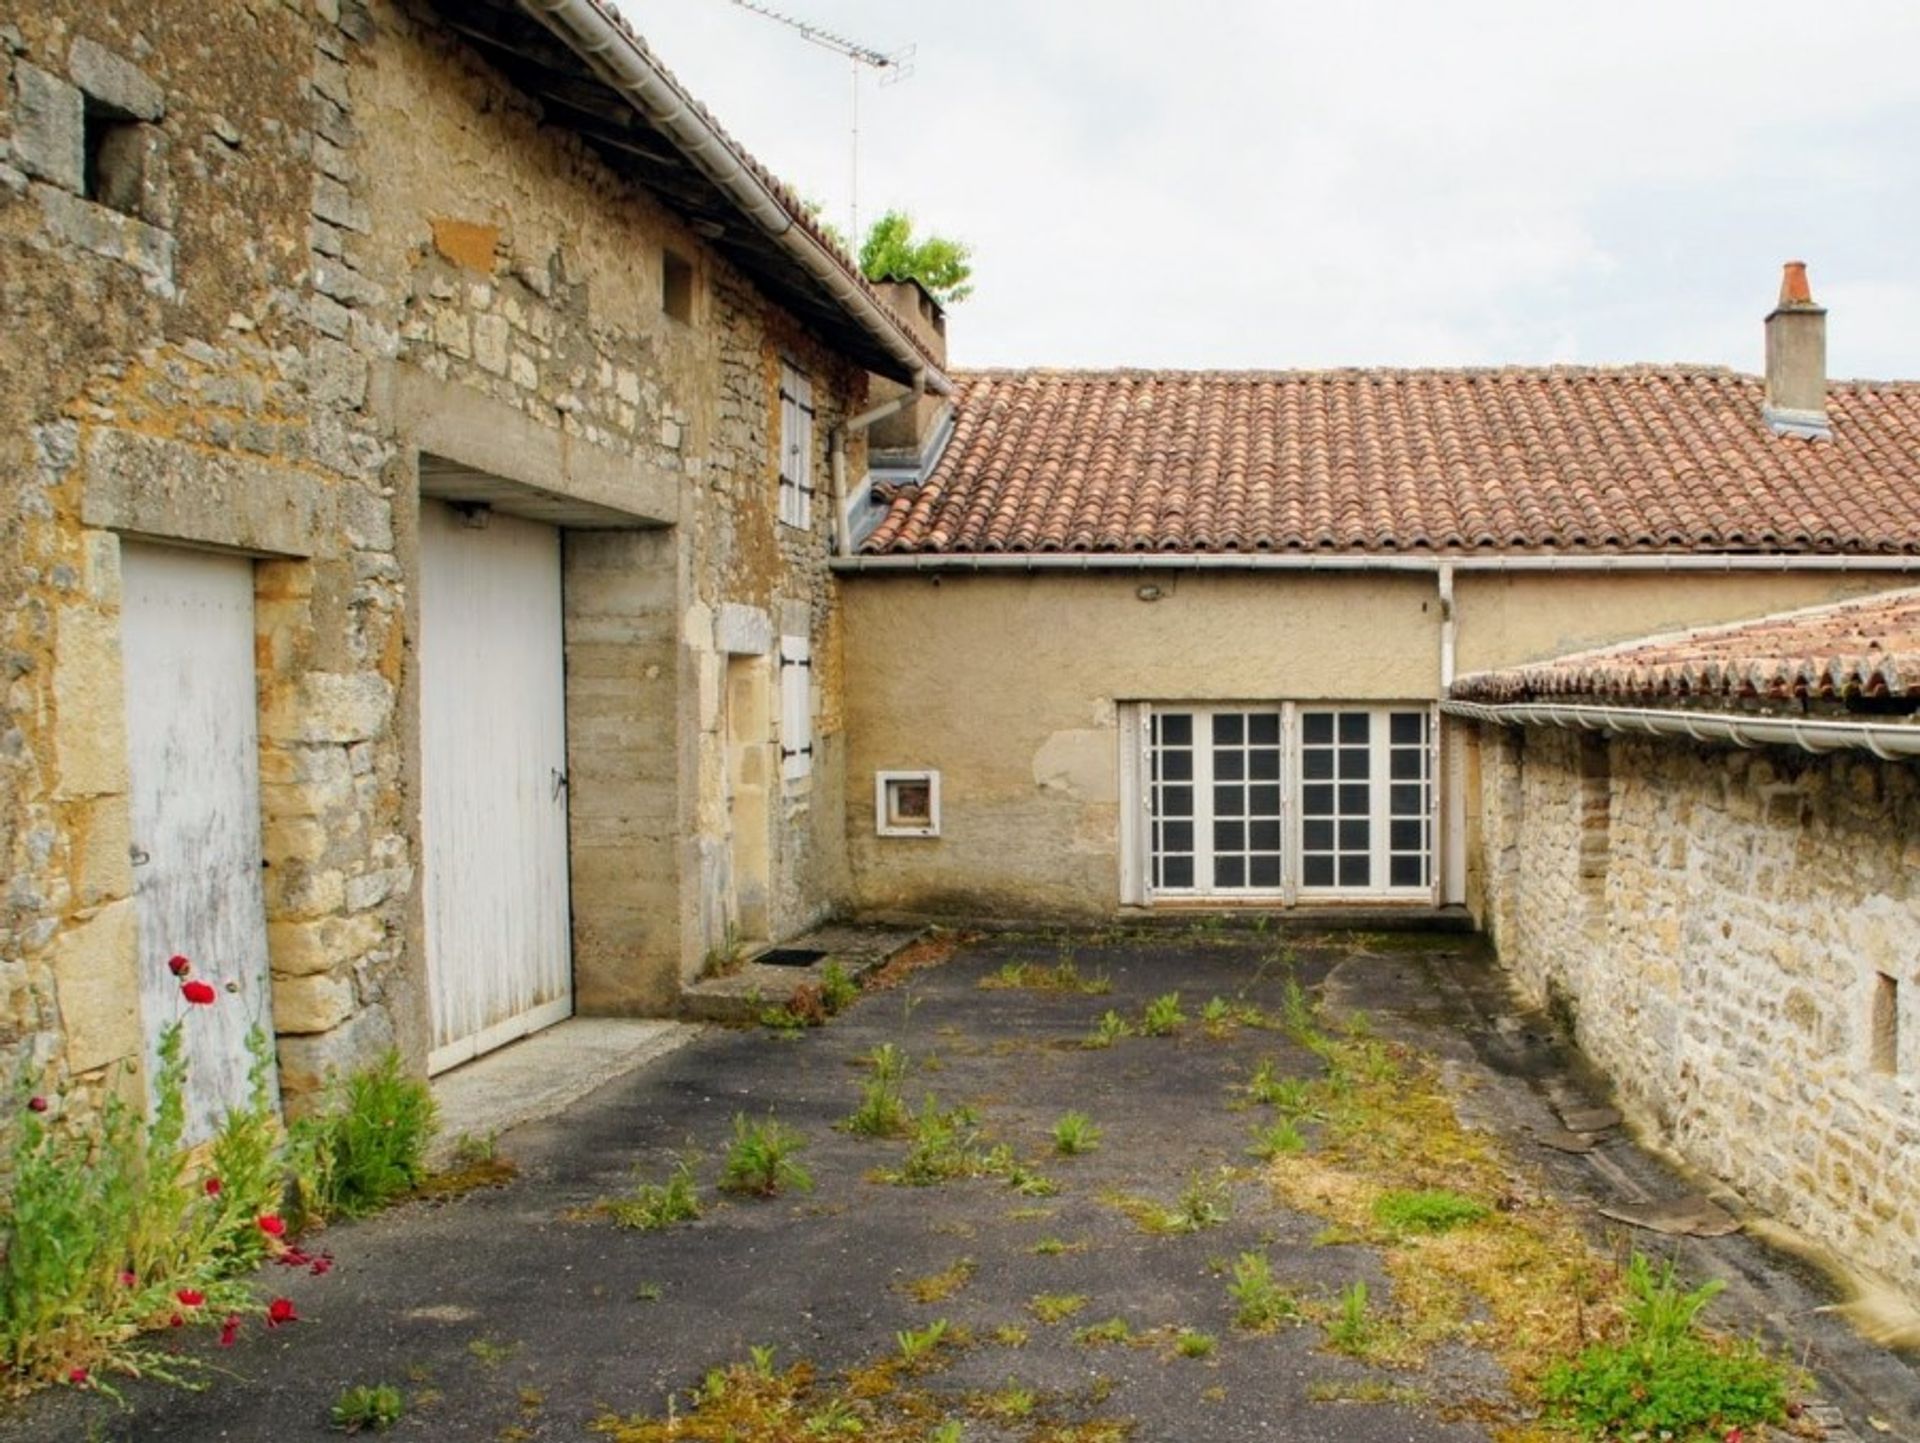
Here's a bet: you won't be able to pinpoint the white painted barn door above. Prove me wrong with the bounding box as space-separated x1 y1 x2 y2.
418 501 573 1074
120 542 277 1140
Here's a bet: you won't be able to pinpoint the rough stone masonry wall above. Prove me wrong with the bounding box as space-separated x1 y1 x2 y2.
1 0 864 1107
1479 724 1920 1295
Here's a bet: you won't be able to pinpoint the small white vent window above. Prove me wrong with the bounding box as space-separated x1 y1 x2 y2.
876 770 940 837
778 362 814 530
779 632 812 783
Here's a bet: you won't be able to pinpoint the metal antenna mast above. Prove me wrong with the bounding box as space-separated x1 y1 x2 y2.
722 0 912 244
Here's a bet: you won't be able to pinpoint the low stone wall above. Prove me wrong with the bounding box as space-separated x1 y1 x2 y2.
1477 723 1920 1296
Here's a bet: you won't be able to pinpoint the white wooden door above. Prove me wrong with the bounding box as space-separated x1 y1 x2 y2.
120 542 276 1140
418 501 572 1074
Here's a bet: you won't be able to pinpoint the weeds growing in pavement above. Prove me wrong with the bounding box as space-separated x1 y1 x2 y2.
601 1156 702 1231
1083 1010 1134 1049
719 1115 812 1197
1051 1111 1103 1155
330 1383 405 1433
1229 1253 1300 1332
1140 992 1186 1037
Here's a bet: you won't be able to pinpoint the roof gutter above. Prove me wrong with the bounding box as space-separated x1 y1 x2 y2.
520 0 953 397
830 552 1920 575
1441 698 1920 761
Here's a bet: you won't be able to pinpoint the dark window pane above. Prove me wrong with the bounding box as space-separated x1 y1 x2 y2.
1163 856 1193 888
1215 749 1245 781
1214 785 1244 817
1390 749 1422 780
1338 819 1369 851
1164 821 1193 853
1338 783 1369 813
1390 712 1423 745
1214 856 1246 888
1160 713 1192 746
1303 855 1334 887
1302 784 1333 816
1249 820 1280 851
1214 820 1245 852
1342 746 1370 780
1339 712 1369 744
1212 713 1244 745
1390 818 1423 852
1250 855 1281 887
1163 750 1194 781
1339 854 1371 887
1302 748 1333 780
1303 819 1333 851
1250 784 1280 815
1248 713 1280 744
1303 712 1333 745
1390 783 1422 815
1161 784 1193 817
1249 748 1280 780
1390 854 1424 887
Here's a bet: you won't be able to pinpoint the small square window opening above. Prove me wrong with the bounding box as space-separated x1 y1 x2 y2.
662 250 695 323
876 770 940 837
83 100 148 218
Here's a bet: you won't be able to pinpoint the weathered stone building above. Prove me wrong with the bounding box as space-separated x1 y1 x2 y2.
1452 590 1920 1297
1 0 946 1123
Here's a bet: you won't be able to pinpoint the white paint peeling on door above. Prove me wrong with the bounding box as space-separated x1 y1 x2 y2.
120 542 277 1140
418 500 573 1075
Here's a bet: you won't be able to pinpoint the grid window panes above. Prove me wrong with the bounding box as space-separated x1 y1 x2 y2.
1300 710 1373 888
1148 708 1284 893
1387 711 1432 888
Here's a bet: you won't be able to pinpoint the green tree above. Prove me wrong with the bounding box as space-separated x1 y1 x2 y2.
858 209 974 306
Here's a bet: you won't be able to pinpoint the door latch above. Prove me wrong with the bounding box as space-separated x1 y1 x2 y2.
129 843 151 868
551 768 569 802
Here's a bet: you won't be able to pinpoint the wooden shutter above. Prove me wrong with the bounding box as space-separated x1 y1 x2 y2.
780 632 812 782
778 362 814 529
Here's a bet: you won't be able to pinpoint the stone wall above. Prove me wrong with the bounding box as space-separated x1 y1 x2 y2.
1476 722 1920 1296
2 0 867 1108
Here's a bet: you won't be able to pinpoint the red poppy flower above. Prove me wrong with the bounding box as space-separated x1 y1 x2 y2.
265 1297 298 1328
218 1315 241 1347
169 1313 184 1328
118 1270 137 1288
257 1214 286 1238
204 1176 222 1197
175 1289 204 1308
26 1096 47 1114
167 954 191 977
309 1254 334 1277
181 980 217 1006
67 1368 88 1387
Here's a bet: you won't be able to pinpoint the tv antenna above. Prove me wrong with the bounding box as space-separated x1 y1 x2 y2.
722 0 913 244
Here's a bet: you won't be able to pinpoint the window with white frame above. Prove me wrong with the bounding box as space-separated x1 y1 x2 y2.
1127 703 1435 902
777 362 814 530
779 632 813 783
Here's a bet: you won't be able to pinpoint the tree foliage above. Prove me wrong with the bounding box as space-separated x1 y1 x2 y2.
857 209 974 306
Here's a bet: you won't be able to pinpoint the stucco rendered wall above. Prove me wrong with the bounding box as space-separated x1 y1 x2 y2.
1477 725 1920 1297
841 569 1902 919
2 0 861 1108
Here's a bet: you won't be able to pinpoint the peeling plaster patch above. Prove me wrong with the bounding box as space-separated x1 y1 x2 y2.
429 217 499 272
1032 729 1115 802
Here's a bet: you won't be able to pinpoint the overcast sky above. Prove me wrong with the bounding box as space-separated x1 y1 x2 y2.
617 0 1920 378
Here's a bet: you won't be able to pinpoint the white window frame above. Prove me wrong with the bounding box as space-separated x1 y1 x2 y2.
778 632 812 785
777 361 815 531
875 769 941 837
1119 701 1439 907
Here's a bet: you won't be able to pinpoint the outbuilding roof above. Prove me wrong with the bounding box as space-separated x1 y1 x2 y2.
860 367 1920 556
1450 587 1920 707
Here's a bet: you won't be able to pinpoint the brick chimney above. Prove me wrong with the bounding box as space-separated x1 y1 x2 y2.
868 278 950 462
1763 260 1828 438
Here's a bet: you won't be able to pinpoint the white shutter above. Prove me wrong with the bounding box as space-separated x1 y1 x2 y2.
778 362 814 530
780 632 812 782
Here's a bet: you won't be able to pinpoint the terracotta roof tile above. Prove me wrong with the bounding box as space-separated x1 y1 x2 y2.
1450 588 1920 706
862 368 1920 555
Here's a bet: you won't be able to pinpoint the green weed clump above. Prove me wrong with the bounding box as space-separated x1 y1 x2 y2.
1246 1119 1306 1160
1228 1252 1299 1331
1140 993 1186 1037
0 1023 285 1395
330 1383 405 1433
820 961 860 1014
842 1044 911 1137
979 959 1111 995
1082 1010 1134 1049
1051 1111 1102 1156
294 1050 438 1220
719 1115 813 1197
1370 1188 1488 1238
1541 1256 1789 1441
603 1157 702 1231
1325 1280 1376 1356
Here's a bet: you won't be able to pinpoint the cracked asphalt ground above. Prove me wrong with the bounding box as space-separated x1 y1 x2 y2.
6 929 1917 1441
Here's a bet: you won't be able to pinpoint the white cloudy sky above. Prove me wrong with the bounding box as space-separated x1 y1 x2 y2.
616 0 1920 378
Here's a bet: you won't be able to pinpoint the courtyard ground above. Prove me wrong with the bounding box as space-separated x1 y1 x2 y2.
4 929 1915 1441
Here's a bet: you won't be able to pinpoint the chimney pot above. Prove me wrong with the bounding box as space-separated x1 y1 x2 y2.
1763 260 1828 438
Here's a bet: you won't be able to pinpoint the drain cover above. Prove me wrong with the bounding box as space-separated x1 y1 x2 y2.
756 948 829 968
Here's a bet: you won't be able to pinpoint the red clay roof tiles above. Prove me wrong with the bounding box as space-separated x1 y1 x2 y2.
861 368 1920 555
1451 587 1920 706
